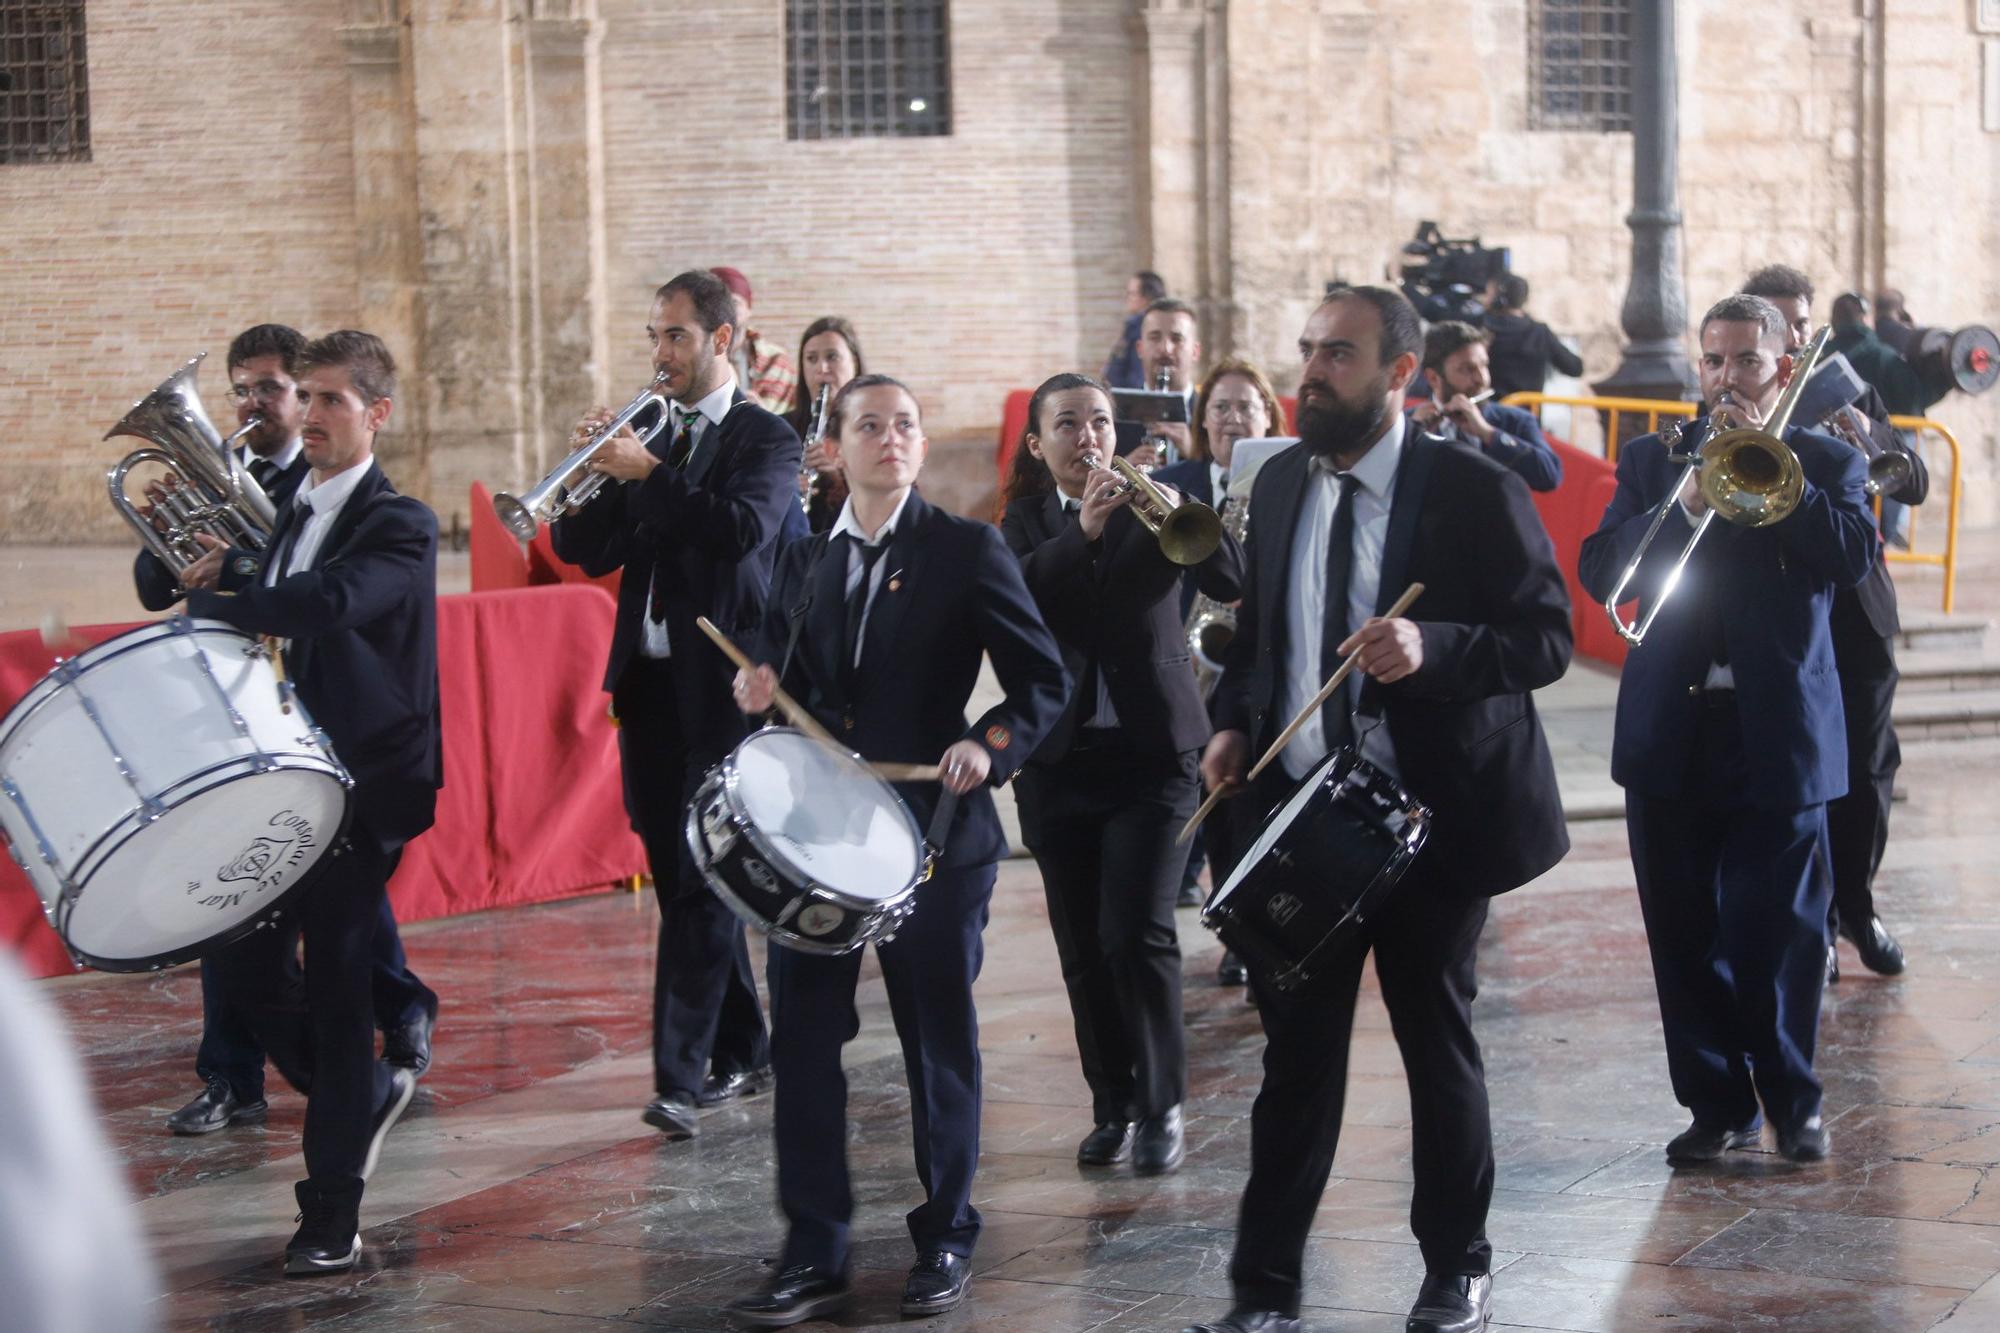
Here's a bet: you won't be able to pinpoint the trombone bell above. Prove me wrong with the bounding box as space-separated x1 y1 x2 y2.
1697 427 1804 528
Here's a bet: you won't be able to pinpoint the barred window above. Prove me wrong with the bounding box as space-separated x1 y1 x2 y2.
786 1 951 141
1 0 89 163
1528 0 1631 133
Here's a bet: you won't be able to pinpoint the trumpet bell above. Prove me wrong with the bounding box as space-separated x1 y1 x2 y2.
1153 502 1224 566
493 491 539 542
1697 427 1803 528
1865 451 1913 498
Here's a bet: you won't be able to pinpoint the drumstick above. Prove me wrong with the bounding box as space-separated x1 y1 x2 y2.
873 762 943 783
262 634 293 714
695 615 842 748
1176 582 1424 845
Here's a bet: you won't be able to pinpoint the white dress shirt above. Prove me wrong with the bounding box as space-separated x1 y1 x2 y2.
268 456 376 586
1057 491 1120 728
1279 412 1405 781
829 488 914 667
640 373 739 659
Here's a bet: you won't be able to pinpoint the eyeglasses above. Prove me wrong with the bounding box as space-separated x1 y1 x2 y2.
227 380 298 404
1206 400 1268 422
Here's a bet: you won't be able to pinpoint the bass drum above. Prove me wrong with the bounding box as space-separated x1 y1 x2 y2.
0 618 351 972
1202 746 1429 991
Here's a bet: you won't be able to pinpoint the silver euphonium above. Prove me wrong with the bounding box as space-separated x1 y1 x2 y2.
494 371 672 540
1187 487 1249 699
106 353 276 578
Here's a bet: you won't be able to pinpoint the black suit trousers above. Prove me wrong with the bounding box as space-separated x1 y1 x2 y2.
770 862 996 1270
1016 743 1198 1123
615 657 769 1096
1825 623 1899 932
208 837 402 1188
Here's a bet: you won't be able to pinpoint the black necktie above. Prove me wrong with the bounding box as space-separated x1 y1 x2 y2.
248 457 277 491
665 408 699 470
1318 473 1361 751
842 537 888 691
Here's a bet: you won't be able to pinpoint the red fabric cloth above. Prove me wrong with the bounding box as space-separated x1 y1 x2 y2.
469 481 532 592
1530 437 1629 669
1 587 644 979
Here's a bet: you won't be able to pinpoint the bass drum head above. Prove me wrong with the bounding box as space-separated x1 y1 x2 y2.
729 729 923 903
63 767 349 972
1213 747 1344 906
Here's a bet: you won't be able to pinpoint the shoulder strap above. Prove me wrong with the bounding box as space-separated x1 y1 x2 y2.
777 532 835 683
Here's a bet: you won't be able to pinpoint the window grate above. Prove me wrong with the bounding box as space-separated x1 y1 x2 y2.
1528 0 1631 133
1 0 90 163
786 1 951 141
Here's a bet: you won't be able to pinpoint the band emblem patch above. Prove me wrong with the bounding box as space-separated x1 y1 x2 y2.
985 725 1011 751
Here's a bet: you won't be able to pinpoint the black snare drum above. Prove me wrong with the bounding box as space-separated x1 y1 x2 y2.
1201 746 1429 991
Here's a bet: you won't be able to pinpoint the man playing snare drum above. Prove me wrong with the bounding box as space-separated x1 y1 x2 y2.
727 375 1067 1325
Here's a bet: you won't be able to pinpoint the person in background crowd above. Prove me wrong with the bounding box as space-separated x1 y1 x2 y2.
712 265 799 413
1105 270 1167 390
1481 274 1584 402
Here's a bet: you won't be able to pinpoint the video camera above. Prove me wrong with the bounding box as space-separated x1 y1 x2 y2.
1396 221 1511 325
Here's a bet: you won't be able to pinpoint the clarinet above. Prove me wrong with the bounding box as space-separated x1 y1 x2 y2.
800 382 831 512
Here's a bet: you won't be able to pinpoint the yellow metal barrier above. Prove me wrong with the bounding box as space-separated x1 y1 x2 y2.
1501 393 1962 614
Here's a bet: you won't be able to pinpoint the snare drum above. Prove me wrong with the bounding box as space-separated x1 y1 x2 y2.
0 618 351 972
1201 746 1429 991
686 727 928 956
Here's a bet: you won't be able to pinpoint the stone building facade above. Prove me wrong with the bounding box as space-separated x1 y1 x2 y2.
4 0 1997 541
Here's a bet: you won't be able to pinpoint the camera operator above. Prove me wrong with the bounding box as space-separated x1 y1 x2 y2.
1482 274 1584 402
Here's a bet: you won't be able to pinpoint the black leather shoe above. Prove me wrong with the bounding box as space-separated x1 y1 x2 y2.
1181 1311 1301 1333
166 1077 268 1136
728 1262 851 1326
1847 916 1907 975
1077 1121 1133 1166
1406 1272 1492 1333
361 1068 417 1181
1665 1118 1760 1165
643 1092 699 1139
381 996 438 1077
902 1249 971 1315
698 1065 773 1108
1826 944 1840 986
283 1179 362 1276
1133 1104 1185 1175
1217 951 1248 986
1777 1116 1831 1163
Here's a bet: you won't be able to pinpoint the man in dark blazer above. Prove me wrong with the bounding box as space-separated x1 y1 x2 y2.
1741 265 1928 980
179 330 442 1274
135 322 437 1139
1409 320 1562 492
552 269 802 1138
1579 294 1877 1174
1188 286 1571 1333
725 375 1068 1326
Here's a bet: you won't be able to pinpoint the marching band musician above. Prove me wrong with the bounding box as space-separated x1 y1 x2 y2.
782 316 865 533
1000 372 1245 1178
135 322 439 1140
551 270 802 1138
726 374 1067 1325
176 330 442 1274
1579 294 1876 1170
1191 286 1571 1333
1409 320 1563 492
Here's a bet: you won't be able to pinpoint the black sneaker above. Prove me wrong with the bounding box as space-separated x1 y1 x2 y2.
283 1179 362 1276
361 1068 417 1181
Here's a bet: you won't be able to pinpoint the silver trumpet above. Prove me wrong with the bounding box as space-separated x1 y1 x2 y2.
106 353 276 578
799 382 831 511
494 371 672 540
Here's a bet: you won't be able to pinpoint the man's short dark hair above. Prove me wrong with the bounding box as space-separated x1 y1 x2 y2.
1322 284 1425 368
1831 292 1871 327
1492 274 1530 311
1423 320 1491 374
1143 296 1197 325
227 324 306 374
1134 270 1167 301
1742 264 1815 305
297 330 396 405
656 270 737 336
1700 294 1787 348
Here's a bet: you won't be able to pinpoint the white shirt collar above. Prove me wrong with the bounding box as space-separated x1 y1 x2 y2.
245 437 304 473
678 372 738 429
1316 409 1405 498
297 456 375 516
831 488 914 547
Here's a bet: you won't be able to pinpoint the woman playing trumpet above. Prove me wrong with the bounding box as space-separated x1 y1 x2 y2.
999 372 1244 1175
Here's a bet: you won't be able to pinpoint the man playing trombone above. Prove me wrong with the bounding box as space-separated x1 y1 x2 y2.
551 269 802 1138
1579 294 1878 1168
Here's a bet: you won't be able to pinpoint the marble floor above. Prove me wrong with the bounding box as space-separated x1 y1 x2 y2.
22 721 2000 1333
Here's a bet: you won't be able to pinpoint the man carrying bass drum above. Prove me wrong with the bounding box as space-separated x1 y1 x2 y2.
1187 286 1571 1333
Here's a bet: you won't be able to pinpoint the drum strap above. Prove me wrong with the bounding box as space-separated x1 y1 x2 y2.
778 533 836 689
925 784 958 860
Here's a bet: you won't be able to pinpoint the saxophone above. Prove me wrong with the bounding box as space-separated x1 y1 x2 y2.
1187 489 1248 699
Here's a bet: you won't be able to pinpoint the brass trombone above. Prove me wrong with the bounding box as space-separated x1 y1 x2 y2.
1083 450 1223 565
494 371 671 540
1601 326 1830 646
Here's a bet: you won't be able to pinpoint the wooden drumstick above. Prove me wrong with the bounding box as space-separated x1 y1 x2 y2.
872 762 943 783
1176 581 1424 845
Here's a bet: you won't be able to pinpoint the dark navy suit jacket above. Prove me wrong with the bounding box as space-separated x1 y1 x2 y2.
552 385 802 756
134 450 312 612
752 490 1070 869
185 462 443 851
1212 432 1573 897
1578 420 1877 809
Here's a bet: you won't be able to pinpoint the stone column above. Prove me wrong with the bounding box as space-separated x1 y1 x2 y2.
1130 1 1212 313
1593 0 1698 405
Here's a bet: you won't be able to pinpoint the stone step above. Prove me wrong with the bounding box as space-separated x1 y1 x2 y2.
1898 609 1992 655
1896 650 2000 693
1894 688 2000 742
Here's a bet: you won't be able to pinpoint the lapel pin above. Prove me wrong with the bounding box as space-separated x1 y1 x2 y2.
888 570 903 592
